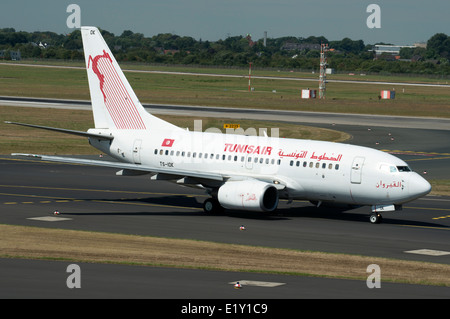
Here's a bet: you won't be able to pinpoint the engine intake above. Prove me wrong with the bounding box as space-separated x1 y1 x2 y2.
217 180 279 212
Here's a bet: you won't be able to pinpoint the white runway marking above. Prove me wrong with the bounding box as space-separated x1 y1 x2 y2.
404 249 450 256
27 216 72 222
229 280 286 287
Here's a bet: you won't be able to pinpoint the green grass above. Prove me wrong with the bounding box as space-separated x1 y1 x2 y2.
0 63 449 117
0 105 350 155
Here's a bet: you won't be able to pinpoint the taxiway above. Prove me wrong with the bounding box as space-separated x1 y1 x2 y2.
1 99 449 299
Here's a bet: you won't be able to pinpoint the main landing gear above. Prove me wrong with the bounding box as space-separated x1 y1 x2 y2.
203 198 223 214
369 212 383 224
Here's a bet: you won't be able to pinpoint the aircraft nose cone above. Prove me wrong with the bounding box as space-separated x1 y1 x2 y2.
409 173 431 199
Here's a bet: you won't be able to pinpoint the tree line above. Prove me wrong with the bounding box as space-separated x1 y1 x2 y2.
1 28 449 76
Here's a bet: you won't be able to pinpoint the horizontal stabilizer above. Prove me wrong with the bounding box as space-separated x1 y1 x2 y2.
5 121 113 140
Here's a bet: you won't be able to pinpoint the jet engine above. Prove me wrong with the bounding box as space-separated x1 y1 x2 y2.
217 180 279 212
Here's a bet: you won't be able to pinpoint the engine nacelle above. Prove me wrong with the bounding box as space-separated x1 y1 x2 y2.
217 180 279 212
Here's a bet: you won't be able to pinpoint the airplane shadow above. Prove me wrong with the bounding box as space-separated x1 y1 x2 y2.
271 205 450 229
63 195 205 217
62 195 449 229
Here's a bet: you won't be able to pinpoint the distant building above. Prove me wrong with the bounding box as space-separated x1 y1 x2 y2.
10 50 21 60
372 44 416 60
282 43 321 51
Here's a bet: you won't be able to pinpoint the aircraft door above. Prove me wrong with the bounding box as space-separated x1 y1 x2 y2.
244 153 254 170
351 156 365 184
133 139 142 164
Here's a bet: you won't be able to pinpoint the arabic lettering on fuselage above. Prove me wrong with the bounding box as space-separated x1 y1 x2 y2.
278 150 308 159
376 180 404 189
224 144 343 162
309 152 343 162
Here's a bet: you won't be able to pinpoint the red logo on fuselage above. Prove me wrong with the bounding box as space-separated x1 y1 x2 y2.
162 138 175 147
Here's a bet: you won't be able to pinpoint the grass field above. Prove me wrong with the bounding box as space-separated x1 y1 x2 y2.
0 105 349 155
1 62 449 117
2 224 449 287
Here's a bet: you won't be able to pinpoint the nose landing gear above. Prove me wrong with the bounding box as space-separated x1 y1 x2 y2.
369 212 383 224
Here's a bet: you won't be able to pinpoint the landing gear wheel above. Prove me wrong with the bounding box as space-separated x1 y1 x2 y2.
369 213 382 224
203 198 222 214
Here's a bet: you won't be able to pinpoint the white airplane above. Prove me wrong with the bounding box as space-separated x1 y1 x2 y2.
7 26 431 224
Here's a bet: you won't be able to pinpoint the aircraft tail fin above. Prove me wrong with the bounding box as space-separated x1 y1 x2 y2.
81 26 177 131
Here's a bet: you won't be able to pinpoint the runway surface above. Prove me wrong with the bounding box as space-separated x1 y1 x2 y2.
0 158 449 299
1 99 450 300
2 95 450 131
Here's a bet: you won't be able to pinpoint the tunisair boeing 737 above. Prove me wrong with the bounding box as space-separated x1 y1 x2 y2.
7 26 431 223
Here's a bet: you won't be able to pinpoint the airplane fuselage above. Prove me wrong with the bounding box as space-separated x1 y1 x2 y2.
88 126 430 210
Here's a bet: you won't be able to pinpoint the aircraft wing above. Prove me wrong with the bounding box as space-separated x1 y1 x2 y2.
12 153 224 181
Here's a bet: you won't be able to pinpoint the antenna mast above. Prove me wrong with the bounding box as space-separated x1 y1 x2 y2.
319 43 329 99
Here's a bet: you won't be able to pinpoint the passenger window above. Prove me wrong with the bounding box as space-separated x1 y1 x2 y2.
328 163 333 169
315 162 320 168
335 164 339 170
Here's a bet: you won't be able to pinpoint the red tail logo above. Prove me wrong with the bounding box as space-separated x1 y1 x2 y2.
88 51 146 130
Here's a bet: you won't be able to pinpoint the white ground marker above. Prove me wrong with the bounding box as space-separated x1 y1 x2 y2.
404 249 450 256
27 216 72 222
229 280 286 287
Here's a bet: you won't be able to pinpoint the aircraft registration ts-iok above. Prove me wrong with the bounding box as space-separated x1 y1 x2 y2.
7 26 431 224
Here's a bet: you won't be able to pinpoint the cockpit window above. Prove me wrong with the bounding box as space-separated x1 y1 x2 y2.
380 164 411 173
